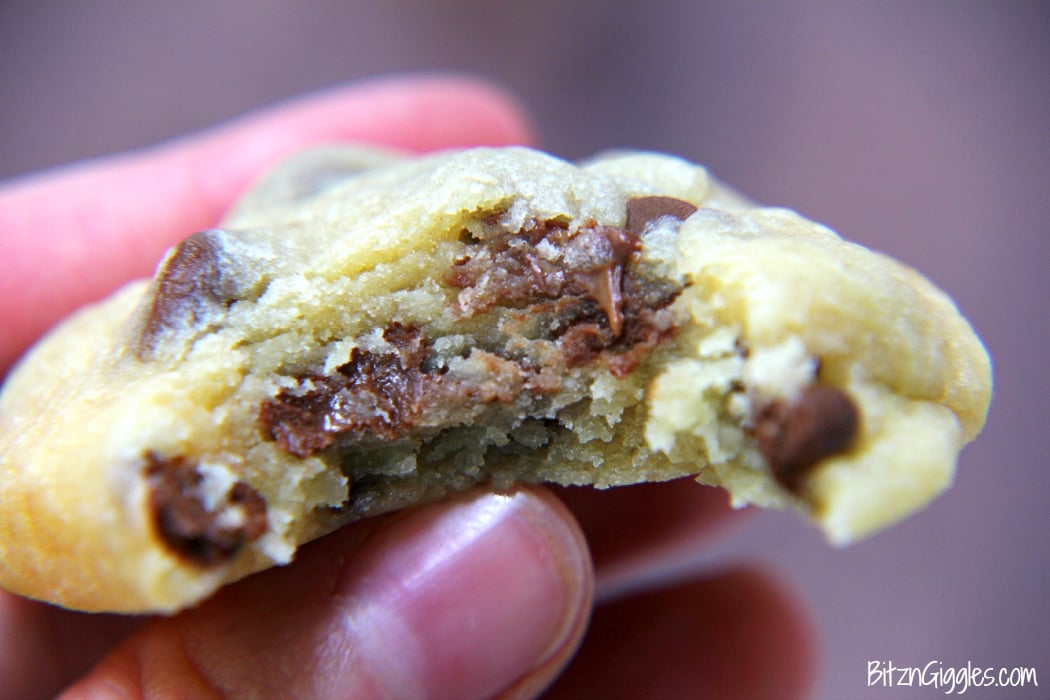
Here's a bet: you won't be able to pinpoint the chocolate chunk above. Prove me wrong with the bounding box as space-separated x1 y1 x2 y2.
137 230 241 357
755 385 860 493
625 196 698 235
145 453 268 566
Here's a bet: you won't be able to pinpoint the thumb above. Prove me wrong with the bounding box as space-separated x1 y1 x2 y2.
59 488 592 700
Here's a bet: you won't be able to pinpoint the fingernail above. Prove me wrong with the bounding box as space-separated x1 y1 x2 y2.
332 489 590 700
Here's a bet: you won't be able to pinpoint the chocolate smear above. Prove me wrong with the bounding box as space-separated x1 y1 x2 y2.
145 453 268 566
755 385 860 493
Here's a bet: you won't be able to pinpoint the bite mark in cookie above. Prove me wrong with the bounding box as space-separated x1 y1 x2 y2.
145 453 268 566
261 211 690 459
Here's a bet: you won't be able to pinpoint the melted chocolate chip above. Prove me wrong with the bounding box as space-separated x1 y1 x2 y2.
260 325 566 458
625 196 698 235
448 219 681 376
578 227 642 336
755 385 860 493
138 230 241 357
145 453 268 566
449 222 640 329
258 380 344 458
260 325 437 457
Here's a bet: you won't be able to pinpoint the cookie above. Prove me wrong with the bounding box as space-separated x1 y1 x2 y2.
0 147 991 612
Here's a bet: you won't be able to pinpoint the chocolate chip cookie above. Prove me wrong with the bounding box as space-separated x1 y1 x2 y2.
0 147 991 612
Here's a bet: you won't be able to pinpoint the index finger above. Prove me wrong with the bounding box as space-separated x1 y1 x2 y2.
0 75 533 372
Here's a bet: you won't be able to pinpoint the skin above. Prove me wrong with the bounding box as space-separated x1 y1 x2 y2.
0 75 816 699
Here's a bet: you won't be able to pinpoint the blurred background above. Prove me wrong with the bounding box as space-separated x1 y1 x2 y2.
1 1 1046 697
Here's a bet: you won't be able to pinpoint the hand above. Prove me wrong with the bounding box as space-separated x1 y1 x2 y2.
0 75 815 699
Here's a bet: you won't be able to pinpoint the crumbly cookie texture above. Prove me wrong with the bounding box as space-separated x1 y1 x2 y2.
0 147 991 613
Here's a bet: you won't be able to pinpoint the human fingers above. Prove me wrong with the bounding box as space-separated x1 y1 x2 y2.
56 487 591 700
0 74 533 373
553 479 748 577
545 566 818 700
0 593 145 700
